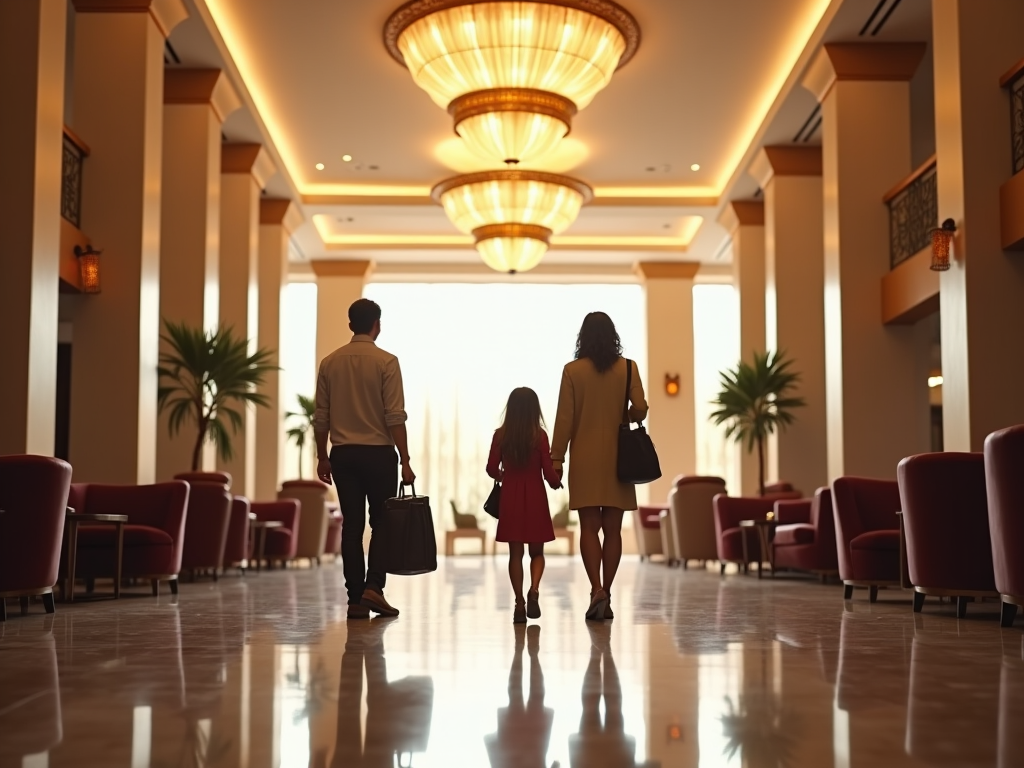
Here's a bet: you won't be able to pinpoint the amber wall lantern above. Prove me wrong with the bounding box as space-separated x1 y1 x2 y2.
930 218 956 272
664 374 681 397
74 244 102 293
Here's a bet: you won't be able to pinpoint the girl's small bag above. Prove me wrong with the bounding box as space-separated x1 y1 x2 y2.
483 480 501 519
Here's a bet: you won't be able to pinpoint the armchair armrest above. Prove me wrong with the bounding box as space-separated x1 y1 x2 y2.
775 499 812 525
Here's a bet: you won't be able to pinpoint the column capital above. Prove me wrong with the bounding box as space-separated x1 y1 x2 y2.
164 69 241 123
749 146 822 189
221 143 276 189
717 200 764 233
802 42 927 103
311 259 373 278
260 199 304 235
72 0 188 38
635 261 700 280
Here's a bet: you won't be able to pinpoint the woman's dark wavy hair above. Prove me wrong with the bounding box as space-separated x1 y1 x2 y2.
498 387 546 469
574 311 622 373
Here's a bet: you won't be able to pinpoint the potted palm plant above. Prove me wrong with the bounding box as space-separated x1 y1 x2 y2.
157 320 277 471
710 350 805 496
285 394 316 479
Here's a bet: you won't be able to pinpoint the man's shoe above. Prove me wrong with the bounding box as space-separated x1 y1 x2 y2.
347 604 371 620
361 588 400 617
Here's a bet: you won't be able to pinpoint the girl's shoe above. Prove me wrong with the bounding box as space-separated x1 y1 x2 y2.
585 589 608 621
526 589 541 619
604 592 615 620
513 600 527 624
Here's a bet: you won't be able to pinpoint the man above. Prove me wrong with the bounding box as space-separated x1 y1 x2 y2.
315 298 416 619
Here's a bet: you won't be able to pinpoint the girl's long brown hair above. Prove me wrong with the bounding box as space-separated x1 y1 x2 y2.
498 387 546 469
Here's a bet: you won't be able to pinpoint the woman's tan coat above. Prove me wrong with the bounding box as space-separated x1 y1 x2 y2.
551 357 649 511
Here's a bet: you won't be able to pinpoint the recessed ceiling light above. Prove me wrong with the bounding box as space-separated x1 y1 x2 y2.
315 163 325 170
645 166 656 172
369 165 379 171
342 154 353 162
690 163 700 171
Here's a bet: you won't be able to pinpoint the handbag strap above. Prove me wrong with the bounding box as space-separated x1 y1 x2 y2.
399 482 417 498
622 358 632 427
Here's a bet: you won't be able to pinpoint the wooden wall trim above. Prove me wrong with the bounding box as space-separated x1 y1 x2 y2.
1000 170 1024 250
883 154 937 203
881 245 939 325
635 261 701 280
310 260 373 278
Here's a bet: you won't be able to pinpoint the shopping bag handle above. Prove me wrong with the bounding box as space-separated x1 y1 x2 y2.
398 482 417 498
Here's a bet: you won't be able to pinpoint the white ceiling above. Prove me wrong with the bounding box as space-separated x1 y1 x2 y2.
168 0 932 272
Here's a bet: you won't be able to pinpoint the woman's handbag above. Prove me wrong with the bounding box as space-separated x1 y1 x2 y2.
483 480 501 519
616 359 663 484
383 483 438 575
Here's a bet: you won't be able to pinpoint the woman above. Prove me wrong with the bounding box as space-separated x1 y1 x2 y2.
551 312 648 621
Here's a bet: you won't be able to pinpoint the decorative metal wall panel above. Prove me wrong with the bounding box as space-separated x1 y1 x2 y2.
1011 72 1024 175
888 164 937 269
61 133 84 228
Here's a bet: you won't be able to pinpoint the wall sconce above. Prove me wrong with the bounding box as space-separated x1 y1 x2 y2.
664 374 681 397
74 244 102 293
930 218 956 272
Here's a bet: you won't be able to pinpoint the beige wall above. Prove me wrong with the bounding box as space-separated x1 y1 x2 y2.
933 0 1024 449
68 9 172 483
0 0 65 457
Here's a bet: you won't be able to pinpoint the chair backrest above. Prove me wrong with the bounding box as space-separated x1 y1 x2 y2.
898 452 994 592
669 476 726 561
450 501 479 530
180 482 233 570
174 471 232 489
223 495 252 565
985 424 1024 597
278 480 330 559
713 494 775 536
73 480 190 535
831 476 901 580
251 500 301 560
810 487 838 570
0 455 72 593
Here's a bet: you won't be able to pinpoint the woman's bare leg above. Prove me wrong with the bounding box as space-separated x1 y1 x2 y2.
578 508 604 593
600 507 625 596
528 543 545 592
508 542 525 603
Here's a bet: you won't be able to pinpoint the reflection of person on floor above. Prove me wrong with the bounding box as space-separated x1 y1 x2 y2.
569 624 639 768
331 619 433 768
486 624 555 768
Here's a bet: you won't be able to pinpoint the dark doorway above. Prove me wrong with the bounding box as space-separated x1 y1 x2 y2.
55 342 72 461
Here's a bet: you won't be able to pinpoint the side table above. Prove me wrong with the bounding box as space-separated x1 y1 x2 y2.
739 519 780 580
63 511 127 602
249 518 283 573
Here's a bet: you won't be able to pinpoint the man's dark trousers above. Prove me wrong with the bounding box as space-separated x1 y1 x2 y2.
330 444 398 604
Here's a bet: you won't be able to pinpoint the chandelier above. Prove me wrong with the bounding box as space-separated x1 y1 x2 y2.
385 0 640 165
432 170 593 273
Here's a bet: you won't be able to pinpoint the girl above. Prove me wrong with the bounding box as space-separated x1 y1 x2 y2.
487 387 562 624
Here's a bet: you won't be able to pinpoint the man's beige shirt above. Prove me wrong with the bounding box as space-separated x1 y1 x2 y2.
314 335 408 447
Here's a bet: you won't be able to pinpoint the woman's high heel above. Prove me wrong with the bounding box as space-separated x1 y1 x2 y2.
586 589 608 621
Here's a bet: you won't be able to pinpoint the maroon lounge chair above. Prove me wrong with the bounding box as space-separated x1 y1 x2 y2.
713 495 771 574
773 487 839 578
984 425 1024 628
831 477 901 601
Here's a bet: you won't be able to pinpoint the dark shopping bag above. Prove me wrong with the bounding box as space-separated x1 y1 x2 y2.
616 358 662 484
383 483 438 575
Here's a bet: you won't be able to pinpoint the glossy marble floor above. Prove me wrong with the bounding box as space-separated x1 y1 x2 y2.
1 557 1022 768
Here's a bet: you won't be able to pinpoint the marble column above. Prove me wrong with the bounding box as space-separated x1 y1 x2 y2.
155 69 240 480
255 199 303 499
933 0 1024 449
802 43 932 480
68 0 188 483
749 146 828 496
638 262 698 504
718 201 764 495
312 260 372 371
218 143 276 499
0 0 66 457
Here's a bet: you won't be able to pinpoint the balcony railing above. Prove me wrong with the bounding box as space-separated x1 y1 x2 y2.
884 155 937 270
1001 60 1024 175
61 127 88 228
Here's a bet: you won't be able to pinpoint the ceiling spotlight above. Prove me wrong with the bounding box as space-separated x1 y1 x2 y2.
342 154 353 162
315 163 325 170
690 163 700 171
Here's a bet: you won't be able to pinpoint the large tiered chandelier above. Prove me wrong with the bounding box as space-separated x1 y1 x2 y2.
432 170 593 273
384 0 640 166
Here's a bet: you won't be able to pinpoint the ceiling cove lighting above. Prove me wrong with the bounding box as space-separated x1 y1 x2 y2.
431 169 593 272
384 0 640 165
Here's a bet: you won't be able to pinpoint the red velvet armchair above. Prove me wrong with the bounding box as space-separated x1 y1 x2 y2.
831 477 902 602
0 456 72 621
898 452 996 617
65 481 189 596
713 495 772 574
223 496 252 572
250 500 300 567
772 487 839 578
178 482 232 581
984 425 1024 628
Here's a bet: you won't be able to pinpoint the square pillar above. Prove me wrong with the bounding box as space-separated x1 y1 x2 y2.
68 0 187 483
255 199 304 499
218 143 276 498
933 0 1024 449
311 260 372 370
0 0 66 456
155 69 240 480
749 146 828 496
638 262 698 503
802 43 932 480
718 201 764 495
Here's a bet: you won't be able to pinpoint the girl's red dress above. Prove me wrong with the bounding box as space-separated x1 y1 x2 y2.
487 431 559 543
